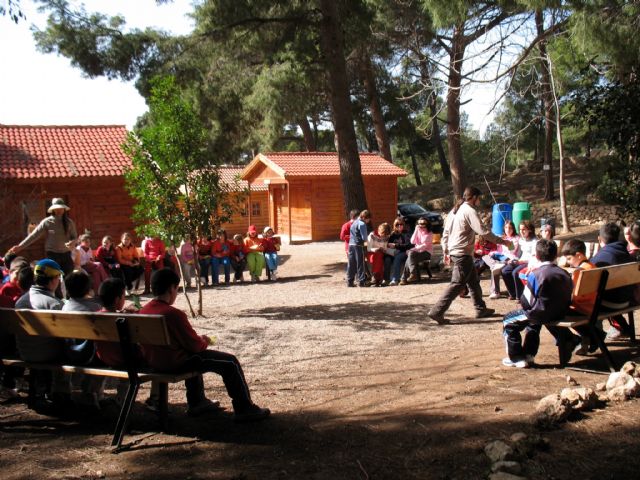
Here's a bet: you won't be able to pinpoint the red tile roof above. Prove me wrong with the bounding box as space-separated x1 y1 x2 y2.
243 152 407 179
0 125 131 179
219 166 267 191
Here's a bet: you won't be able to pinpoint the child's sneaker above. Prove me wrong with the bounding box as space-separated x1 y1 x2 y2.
502 357 529 368
489 292 500 299
271 271 277 281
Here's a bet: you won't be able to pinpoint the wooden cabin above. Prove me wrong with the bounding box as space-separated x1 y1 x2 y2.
218 166 269 237
241 152 407 243
0 125 136 258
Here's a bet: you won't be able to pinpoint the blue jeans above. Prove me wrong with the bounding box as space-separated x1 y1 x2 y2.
347 245 366 286
264 252 278 272
390 251 407 282
198 258 210 284
211 257 231 284
501 263 527 299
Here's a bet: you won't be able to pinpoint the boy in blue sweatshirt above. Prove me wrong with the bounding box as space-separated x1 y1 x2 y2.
502 239 573 368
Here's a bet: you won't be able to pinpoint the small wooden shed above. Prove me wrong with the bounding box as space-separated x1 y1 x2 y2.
217 166 269 237
0 125 136 258
241 152 407 243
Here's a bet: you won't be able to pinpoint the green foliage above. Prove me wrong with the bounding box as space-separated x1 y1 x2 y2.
123 76 244 244
582 80 640 216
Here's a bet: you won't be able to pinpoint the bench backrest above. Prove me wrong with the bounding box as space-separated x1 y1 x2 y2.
574 262 640 296
0 308 171 346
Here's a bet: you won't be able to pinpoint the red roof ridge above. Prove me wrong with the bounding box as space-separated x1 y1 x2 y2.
0 124 127 129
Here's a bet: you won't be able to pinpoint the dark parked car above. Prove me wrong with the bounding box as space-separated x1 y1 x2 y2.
397 203 444 234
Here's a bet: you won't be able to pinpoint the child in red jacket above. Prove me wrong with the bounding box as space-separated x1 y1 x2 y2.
143 236 166 294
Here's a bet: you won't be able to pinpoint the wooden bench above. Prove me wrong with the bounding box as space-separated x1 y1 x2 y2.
550 262 640 372
0 308 198 451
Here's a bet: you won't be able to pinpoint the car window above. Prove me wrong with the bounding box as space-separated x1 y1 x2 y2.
399 204 427 215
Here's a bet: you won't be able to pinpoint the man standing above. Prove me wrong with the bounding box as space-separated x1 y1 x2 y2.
428 187 512 324
347 210 371 287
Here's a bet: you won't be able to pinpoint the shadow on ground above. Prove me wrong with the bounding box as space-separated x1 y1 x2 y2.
2 398 640 480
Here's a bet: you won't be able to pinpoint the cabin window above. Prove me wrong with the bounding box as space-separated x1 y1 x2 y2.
251 201 262 217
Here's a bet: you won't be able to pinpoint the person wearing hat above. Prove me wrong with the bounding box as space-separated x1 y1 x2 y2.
14 259 72 410
262 226 280 280
243 225 265 282
10 198 77 276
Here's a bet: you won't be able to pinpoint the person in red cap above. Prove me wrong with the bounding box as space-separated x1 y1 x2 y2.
244 225 265 282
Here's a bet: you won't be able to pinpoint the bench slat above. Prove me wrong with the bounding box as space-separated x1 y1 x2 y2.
0 309 171 346
0 358 197 383
574 262 640 296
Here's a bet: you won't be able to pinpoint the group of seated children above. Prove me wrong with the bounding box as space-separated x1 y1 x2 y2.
0 258 270 422
188 225 280 286
501 221 640 369
342 209 434 287
69 224 282 298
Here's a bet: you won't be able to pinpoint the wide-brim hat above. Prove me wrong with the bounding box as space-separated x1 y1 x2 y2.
48 198 70 213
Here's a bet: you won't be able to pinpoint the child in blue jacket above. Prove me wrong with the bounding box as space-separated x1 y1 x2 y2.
502 239 573 368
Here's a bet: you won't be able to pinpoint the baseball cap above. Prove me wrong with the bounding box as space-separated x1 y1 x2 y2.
34 259 64 278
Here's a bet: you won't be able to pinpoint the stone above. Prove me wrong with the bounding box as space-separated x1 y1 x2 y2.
560 387 598 411
625 378 640 397
533 394 572 427
509 432 528 444
606 372 633 391
488 472 528 480
621 361 640 378
484 440 516 463
565 375 578 386
595 382 606 392
491 461 522 475
608 386 628 402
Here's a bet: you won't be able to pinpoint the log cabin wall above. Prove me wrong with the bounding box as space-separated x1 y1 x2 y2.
219 191 269 238
311 178 343 241
1 177 136 260
364 176 399 228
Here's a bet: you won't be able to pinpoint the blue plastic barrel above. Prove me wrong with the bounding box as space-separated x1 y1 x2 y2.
491 203 513 236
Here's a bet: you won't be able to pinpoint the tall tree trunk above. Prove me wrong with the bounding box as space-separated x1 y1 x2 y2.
547 52 571 233
319 0 368 215
408 145 422 186
419 60 450 180
299 117 316 151
429 93 451 181
361 54 392 162
446 24 467 199
536 9 555 201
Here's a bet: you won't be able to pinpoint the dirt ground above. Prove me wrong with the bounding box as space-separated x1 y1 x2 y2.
1 239 640 480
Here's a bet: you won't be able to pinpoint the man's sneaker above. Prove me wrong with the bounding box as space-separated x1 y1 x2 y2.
560 335 581 364
233 404 271 423
407 274 419 283
427 310 450 325
502 357 529 368
475 308 496 319
573 337 591 356
187 398 222 417
606 328 626 341
489 292 500 300
388 280 398 286
399 279 408 285
347 282 355 288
